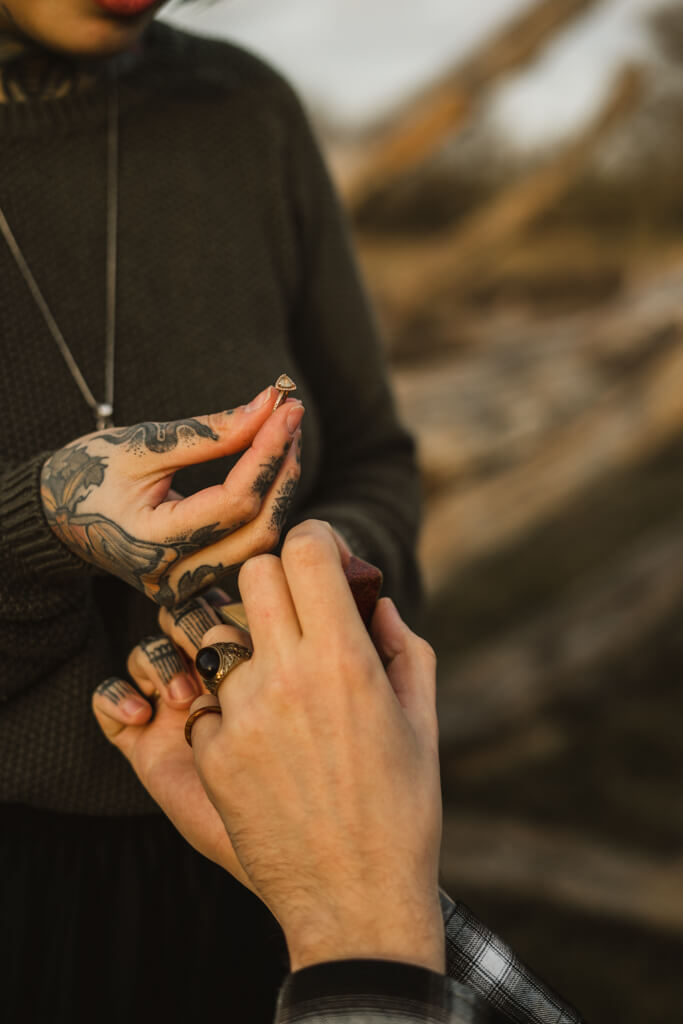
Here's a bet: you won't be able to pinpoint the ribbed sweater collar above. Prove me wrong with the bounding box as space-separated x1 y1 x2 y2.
0 33 150 137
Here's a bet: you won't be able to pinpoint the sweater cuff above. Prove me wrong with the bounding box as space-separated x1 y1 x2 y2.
0 453 90 581
275 959 480 1023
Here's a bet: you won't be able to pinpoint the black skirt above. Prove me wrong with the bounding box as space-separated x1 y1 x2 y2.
1 804 289 1024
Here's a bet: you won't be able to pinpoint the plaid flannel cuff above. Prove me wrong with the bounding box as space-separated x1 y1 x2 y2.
275 958 490 1023
440 892 583 1024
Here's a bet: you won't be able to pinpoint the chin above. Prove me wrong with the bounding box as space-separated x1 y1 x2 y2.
14 8 159 59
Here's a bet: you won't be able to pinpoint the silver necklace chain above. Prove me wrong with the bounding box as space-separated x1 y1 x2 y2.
0 72 119 430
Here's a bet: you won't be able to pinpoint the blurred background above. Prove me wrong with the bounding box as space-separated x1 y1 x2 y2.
165 2 683 1020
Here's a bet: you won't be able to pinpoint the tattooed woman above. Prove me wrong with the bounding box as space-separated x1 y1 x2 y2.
0 2 420 1021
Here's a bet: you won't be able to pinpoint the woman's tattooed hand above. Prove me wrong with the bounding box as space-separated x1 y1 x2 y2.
40 388 304 607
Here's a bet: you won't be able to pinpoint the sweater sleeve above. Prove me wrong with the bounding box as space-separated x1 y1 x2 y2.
281 90 422 620
0 452 93 701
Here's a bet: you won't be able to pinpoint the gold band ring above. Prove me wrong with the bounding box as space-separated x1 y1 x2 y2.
195 642 252 696
184 694 222 747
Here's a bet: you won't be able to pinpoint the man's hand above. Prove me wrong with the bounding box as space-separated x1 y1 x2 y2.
189 520 444 974
42 384 303 607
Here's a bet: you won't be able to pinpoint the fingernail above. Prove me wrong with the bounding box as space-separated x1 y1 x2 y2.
121 696 148 718
168 674 197 702
245 386 273 412
380 596 402 628
286 404 305 435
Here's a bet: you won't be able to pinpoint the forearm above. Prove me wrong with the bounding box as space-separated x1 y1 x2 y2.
0 453 89 583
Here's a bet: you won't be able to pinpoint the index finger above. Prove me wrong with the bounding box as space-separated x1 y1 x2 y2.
95 385 280 474
279 520 367 642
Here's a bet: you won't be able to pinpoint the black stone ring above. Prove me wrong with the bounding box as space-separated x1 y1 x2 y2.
195 642 252 695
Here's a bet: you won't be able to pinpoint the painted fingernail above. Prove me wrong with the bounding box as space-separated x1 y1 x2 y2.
168 674 197 702
286 404 305 435
121 696 149 718
245 386 274 412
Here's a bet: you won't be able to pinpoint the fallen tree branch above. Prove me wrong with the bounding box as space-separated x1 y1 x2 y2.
343 0 605 209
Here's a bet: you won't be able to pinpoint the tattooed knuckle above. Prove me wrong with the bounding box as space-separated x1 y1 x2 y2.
157 605 173 634
251 520 280 555
204 413 226 439
171 600 218 648
234 489 261 525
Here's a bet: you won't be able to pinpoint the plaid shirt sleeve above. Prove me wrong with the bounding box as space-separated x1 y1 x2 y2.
440 891 584 1024
274 957 492 1023
272 893 584 1024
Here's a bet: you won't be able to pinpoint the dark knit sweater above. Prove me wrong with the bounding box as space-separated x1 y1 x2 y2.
0 23 421 814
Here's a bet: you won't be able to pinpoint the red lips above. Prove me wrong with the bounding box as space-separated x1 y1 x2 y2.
94 0 158 16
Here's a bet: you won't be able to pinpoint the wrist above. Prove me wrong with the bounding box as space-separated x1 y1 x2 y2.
284 899 445 975
0 451 86 580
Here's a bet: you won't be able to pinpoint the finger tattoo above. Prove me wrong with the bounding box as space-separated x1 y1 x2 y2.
97 419 219 455
269 476 298 532
251 443 289 499
171 601 218 649
96 677 133 706
139 636 186 685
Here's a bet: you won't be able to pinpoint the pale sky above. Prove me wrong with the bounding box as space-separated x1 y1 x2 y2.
163 0 662 150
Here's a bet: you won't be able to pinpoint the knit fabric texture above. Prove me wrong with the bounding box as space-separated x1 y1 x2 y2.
0 22 421 814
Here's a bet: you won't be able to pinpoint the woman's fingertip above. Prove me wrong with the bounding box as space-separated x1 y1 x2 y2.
244 385 274 413
121 696 151 720
286 404 305 435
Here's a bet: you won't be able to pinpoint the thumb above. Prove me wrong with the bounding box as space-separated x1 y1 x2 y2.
370 598 438 742
92 677 153 744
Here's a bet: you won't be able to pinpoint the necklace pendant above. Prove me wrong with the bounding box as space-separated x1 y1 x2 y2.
95 402 114 431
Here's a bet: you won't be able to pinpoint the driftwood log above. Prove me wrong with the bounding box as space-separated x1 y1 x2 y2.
359 66 644 331
416 329 683 592
440 815 683 933
342 0 606 209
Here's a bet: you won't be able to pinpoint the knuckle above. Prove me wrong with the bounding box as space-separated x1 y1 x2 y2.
340 647 376 687
199 624 242 649
264 670 291 707
199 735 226 781
417 638 437 667
205 411 227 437
232 701 268 749
238 553 278 592
235 489 261 524
157 605 172 633
281 529 323 569
126 647 142 679
251 519 280 554
286 518 330 540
